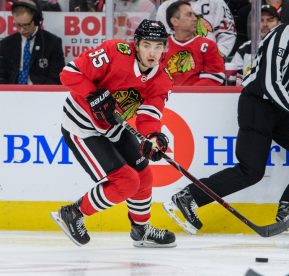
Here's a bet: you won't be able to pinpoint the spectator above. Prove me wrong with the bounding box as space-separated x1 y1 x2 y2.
156 0 237 59
0 0 65 84
231 5 280 86
263 0 289 23
163 1 225 86
235 0 289 51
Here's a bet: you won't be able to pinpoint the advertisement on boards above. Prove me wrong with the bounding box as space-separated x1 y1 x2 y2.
0 89 288 204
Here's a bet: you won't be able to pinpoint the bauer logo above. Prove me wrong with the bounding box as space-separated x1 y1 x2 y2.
129 108 195 187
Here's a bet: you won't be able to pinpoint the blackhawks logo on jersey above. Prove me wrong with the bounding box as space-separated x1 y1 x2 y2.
116 43 132 55
196 16 213 38
113 88 144 120
167 50 195 74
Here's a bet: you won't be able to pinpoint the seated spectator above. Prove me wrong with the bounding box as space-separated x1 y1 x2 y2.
163 1 225 86
231 5 280 86
263 0 289 23
156 0 236 59
0 0 65 84
236 0 289 49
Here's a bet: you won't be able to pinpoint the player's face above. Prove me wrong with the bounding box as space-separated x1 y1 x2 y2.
261 11 279 38
13 12 36 38
175 4 197 34
136 40 165 70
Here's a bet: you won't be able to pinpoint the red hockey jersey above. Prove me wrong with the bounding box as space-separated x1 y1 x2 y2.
60 39 173 139
164 35 225 86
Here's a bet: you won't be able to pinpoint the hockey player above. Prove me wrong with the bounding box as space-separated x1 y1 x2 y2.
156 0 236 58
51 19 176 248
164 22 289 233
164 1 225 86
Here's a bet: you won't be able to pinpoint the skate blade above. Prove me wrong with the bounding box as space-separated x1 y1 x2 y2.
163 201 198 235
133 240 177 248
50 212 83 247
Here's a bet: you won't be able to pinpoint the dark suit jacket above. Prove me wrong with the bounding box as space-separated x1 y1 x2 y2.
0 29 65 84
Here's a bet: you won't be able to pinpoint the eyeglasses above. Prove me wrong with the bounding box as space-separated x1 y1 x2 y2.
15 19 34 30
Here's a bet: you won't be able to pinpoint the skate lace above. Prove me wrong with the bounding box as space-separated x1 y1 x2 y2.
76 217 87 237
190 200 200 220
144 224 166 240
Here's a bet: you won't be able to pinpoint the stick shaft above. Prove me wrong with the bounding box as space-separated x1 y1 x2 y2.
114 114 289 237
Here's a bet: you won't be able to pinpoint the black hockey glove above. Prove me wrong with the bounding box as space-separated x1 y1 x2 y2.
139 132 169 162
86 88 117 125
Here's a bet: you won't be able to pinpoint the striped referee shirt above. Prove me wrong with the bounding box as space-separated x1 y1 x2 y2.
242 24 289 112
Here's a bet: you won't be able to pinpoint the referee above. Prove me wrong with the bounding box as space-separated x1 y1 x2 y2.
165 23 289 230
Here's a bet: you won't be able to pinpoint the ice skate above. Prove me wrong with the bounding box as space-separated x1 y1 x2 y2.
276 201 289 222
130 223 176 248
163 186 203 234
50 203 90 246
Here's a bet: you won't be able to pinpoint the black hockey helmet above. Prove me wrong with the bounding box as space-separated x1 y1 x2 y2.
134 19 168 44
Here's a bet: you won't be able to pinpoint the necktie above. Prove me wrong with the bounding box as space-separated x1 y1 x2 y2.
18 39 31 84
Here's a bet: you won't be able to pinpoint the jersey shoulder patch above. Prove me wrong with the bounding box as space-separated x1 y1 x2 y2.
116 42 132 55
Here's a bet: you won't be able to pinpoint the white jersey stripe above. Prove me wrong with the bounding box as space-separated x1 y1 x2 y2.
98 184 115 206
88 190 103 212
127 209 151 215
127 197 152 204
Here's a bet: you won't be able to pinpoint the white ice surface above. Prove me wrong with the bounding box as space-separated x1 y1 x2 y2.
0 231 288 276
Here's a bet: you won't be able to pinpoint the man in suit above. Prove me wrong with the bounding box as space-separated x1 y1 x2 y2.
0 0 65 84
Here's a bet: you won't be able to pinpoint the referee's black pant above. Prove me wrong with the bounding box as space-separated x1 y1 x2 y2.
189 92 289 206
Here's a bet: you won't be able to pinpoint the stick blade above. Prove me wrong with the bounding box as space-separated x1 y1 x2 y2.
253 214 289 237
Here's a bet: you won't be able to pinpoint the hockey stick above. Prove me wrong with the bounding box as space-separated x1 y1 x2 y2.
114 114 289 237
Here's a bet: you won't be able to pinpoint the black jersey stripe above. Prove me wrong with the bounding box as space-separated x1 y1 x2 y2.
63 107 94 130
65 97 91 123
95 184 114 208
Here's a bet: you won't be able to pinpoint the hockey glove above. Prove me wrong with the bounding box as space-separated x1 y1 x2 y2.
139 132 169 161
86 88 117 125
